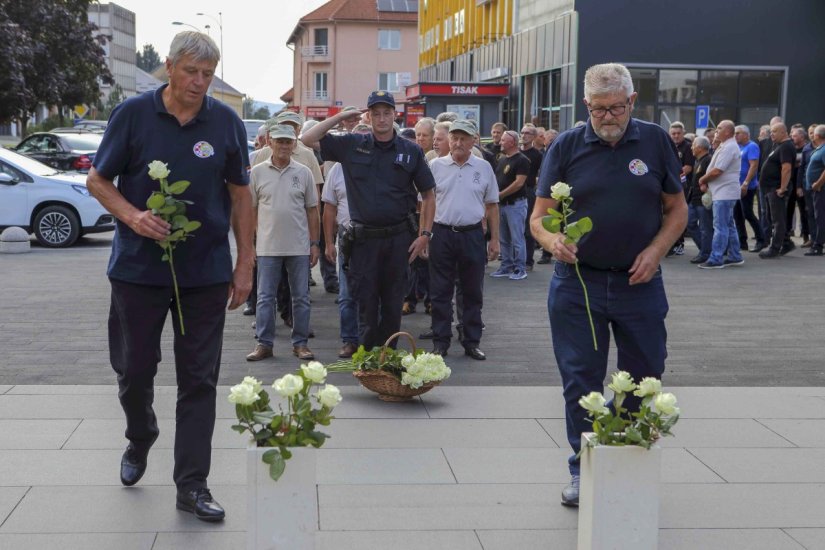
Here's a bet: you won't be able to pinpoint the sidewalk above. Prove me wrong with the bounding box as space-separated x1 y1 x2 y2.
0 384 823 550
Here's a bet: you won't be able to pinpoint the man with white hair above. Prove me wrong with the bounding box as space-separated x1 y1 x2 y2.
426 121 452 161
697 120 744 268
531 62 686 507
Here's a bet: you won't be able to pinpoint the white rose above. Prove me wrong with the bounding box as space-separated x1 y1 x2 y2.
273 374 304 397
242 376 263 395
147 160 170 180
578 391 609 415
316 384 342 408
228 382 260 406
633 377 662 397
401 355 416 369
301 361 327 383
607 371 636 394
550 181 571 201
653 392 679 416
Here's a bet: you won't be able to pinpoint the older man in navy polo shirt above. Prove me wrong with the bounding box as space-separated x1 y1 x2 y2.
87 32 253 522
531 63 687 507
301 91 435 349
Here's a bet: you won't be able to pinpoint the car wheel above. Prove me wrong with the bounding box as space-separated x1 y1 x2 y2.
34 205 80 248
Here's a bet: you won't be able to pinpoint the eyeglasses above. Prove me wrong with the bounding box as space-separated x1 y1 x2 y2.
587 99 630 119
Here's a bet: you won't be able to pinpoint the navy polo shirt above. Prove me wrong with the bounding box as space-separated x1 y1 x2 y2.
537 118 683 270
319 132 435 226
94 84 250 287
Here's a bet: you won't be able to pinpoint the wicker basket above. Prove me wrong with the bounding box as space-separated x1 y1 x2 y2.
352 331 441 402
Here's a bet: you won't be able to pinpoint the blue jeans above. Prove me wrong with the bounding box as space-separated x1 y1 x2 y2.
500 198 528 272
549 261 669 475
255 256 310 348
708 200 743 264
337 235 358 344
687 204 713 259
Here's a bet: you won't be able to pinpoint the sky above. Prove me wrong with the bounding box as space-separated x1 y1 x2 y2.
110 0 329 104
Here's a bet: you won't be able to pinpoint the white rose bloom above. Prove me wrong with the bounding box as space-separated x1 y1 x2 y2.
273 374 304 397
147 160 170 180
401 355 416 369
653 392 679 416
550 181 571 200
228 382 260 405
242 376 263 395
578 391 609 415
608 371 636 394
316 384 342 408
633 377 662 397
301 361 328 383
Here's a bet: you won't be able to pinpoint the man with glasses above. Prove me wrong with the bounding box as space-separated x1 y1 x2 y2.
531 63 687 508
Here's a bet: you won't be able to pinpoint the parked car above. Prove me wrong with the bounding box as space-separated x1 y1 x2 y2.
243 119 266 142
0 148 114 247
73 120 108 131
13 131 103 173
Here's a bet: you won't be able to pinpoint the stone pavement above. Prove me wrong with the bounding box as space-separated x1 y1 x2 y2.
0 384 824 549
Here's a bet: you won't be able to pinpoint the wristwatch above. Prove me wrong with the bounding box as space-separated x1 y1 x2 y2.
421 230 433 240
310 240 321 247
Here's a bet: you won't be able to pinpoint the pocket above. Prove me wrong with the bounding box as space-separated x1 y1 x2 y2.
349 155 372 179
553 261 575 279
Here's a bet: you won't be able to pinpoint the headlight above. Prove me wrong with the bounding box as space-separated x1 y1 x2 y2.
72 184 91 196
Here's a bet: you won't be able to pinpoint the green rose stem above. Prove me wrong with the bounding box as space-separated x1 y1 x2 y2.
165 244 185 335
559 198 598 351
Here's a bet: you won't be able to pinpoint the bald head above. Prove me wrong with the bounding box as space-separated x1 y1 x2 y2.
717 120 735 140
770 116 783 126
770 122 788 144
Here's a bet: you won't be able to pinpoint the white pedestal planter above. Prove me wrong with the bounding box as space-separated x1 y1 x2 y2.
247 446 318 550
577 433 661 550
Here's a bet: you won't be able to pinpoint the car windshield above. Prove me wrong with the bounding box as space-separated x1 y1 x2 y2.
0 149 63 176
60 134 103 150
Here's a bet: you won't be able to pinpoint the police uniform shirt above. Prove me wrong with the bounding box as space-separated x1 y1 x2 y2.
93 83 249 287
537 118 683 271
321 162 351 226
495 151 531 204
250 158 318 256
429 154 499 226
319 132 435 226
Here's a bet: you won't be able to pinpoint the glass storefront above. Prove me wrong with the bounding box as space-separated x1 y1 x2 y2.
629 67 784 134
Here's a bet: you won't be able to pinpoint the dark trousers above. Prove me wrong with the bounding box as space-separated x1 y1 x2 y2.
404 257 430 307
318 201 338 289
734 188 764 245
786 188 809 239
765 189 790 251
813 189 825 247
108 279 228 491
348 230 413 349
548 262 668 476
429 225 486 349
525 185 537 266
804 189 818 245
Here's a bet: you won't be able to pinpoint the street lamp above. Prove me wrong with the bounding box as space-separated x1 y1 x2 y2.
171 21 201 32
197 11 223 102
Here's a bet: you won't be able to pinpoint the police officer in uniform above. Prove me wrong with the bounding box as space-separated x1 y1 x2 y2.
428 120 499 359
301 91 435 349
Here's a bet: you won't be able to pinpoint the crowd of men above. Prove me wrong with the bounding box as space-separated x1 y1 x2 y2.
667 117 825 266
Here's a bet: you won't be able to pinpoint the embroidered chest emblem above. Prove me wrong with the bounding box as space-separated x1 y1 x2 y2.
628 159 649 176
292 176 301 189
473 171 481 185
503 164 511 174
193 141 215 158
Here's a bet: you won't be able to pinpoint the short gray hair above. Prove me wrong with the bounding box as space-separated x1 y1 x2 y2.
815 125 825 139
791 127 807 139
415 117 436 133
693 136 710 150
583 63 634 100
436 112 459 123
434 121 452 133
256 124 267 138
168 31 220 66
735 124 750 136
669 121 685 130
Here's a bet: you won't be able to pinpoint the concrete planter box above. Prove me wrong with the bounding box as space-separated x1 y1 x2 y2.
247 445 318 550
578 432 661 550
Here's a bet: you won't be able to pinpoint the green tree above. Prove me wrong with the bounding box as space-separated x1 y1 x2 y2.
251 106 271 120
99 84 125 119
136 44 162 72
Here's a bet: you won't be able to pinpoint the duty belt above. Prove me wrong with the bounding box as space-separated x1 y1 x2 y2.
434 221 482 233
351 220 409 239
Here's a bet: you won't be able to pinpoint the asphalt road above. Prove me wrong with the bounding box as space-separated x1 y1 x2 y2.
1 232 822 386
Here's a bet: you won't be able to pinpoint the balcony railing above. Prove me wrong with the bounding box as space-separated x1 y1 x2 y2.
301 45 329 57
303 90 330 102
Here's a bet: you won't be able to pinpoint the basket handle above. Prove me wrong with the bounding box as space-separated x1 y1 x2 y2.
378 331 417 363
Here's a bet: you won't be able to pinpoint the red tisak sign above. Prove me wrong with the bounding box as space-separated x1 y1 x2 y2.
406 83 509 99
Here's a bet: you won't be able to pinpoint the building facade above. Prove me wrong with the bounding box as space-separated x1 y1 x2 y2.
286 0 419 119
419 0 825 134
87 2 137 102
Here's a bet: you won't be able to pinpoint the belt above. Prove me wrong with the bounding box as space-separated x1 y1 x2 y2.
434 221 482 233
500 196 526 206
351 220 409 239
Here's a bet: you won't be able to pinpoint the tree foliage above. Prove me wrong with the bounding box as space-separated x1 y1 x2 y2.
243 97 270 120
136 43 162 72
0 0 113 129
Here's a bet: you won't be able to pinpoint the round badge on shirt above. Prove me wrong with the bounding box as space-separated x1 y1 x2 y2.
193 141 215 158
628 159 649 176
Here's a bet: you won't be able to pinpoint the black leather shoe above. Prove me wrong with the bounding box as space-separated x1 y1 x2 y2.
780 242 796 255
759 248 781 259
242 304 255 316
419 329 434 339
176 487 225 522
120 438 155 486
432 346 448 357
464 347 486 360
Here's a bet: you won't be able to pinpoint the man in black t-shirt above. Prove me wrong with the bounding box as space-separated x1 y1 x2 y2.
520 124 545 270
759 123 795 258
490 130 531 280
667 122 694 256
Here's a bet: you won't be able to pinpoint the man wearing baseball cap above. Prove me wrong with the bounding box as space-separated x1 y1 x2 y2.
301 91 436 349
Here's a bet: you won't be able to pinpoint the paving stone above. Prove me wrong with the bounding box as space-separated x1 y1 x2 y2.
318 449 456 484
0 394 123 419
421 387 565 418
0 420 80 450
6 385 120 395
673 388 825 419
320 531 483 550
783 528 825 550
0 386 11 395
688 448 825 483
0 487 28 527
658 528 805 550
0 533 156 550
152 532 243 550
63 419 248 450
757 419 825 447
476 530 577 550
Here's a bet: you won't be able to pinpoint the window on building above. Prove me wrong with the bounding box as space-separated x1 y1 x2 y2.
314 72 328 99
378 72 398 92
378 29 400 50
658 70 698 104
313 28 329 56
